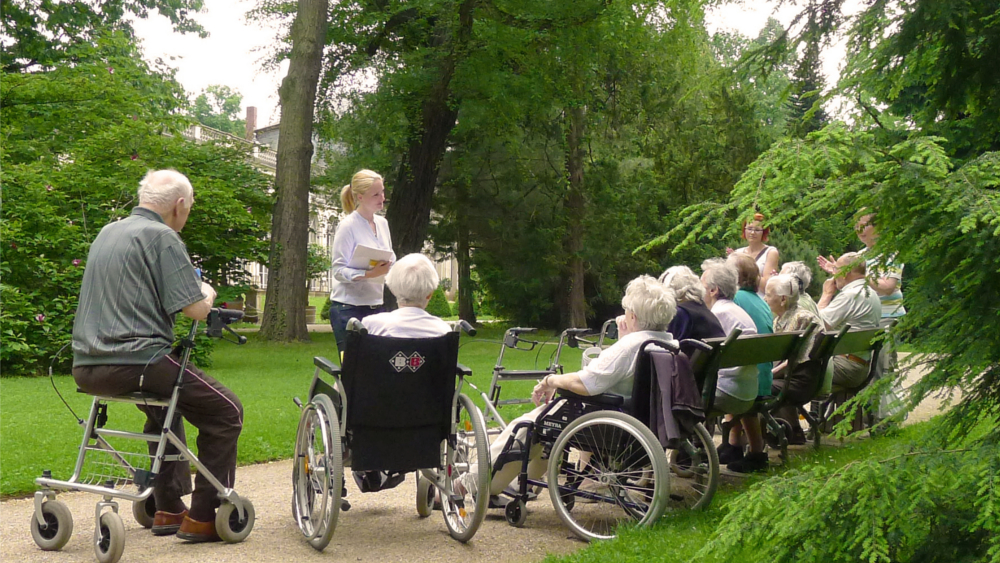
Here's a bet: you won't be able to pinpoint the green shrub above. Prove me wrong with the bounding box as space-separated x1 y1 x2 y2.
319 296 332 321
425 287 452 318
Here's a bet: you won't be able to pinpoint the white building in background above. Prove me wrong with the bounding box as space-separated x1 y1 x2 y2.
183 108 458 300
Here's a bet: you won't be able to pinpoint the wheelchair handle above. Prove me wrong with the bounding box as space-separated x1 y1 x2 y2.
452 320 477 336
346 317 368 334
206 308 247 344
509 327 538 335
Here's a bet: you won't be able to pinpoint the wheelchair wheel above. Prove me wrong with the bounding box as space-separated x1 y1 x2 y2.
667 422 719 510
505 498 527 527
94 511 125 563
131 496 155 529
442 393 490 543
292 393 343 552
216 496 255 543
547 410 669 542
30 499 73 551
416 473 435 518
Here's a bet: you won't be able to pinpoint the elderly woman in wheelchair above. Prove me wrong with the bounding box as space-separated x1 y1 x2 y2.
292 253 489 551
460 275 682 541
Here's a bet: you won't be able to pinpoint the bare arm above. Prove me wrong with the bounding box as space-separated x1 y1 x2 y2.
531 371 589 405
870 276 898 296
181 282 216 321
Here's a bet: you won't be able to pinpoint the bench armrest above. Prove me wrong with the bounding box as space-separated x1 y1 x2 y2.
313 356 341 376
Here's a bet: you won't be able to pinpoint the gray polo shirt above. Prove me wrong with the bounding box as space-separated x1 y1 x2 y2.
72 207 205 366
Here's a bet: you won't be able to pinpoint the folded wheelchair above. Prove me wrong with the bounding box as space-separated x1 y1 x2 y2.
291 320 491 551
490 338 718 542
30 309 252 563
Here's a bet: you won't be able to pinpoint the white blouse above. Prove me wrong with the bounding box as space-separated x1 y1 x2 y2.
329 211 396 306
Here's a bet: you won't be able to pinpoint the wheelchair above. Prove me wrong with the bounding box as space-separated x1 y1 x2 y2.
489 337 713 542
291 319 491 551
30 309 253 563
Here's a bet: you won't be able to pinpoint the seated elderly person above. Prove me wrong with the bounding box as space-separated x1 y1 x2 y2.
700 259 766 472
764 274 825 444
361 253 451 337
352 253 451 494
779 261 820 317
817 252 882 390
461 275 677 497
659 265 725 342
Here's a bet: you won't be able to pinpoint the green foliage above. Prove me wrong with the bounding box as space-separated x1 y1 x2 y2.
191 84 247 137
841 0 1000 157
425 286 453 318
319 296 332 321
306 243 332 281
1 0 208 73
1 30 272 375
698 439 1000 563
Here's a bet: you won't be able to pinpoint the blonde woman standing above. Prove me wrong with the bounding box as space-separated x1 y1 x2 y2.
329 169 396 354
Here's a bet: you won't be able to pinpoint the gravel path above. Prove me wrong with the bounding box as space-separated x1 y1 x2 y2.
2 354 953 563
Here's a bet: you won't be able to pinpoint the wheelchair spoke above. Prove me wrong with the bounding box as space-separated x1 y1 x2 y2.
547 411 669 541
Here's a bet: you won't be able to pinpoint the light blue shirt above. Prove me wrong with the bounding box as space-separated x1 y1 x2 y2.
329 211 395 306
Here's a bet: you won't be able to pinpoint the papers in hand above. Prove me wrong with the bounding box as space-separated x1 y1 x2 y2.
349 244 394 282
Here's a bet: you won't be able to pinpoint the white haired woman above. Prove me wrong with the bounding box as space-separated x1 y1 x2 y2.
779 261 820 317
329 170 396 355
659 265 725 342
764 274 825 445
700 259 768 473
361 254 451 338
460 275 678 498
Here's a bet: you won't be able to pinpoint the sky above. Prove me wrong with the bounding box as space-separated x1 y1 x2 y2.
132 1 850 129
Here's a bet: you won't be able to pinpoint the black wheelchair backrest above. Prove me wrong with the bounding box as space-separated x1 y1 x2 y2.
340 331 461 472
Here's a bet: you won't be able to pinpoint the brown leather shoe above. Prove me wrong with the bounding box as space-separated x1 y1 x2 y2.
151 510 188 536
176 515 221 543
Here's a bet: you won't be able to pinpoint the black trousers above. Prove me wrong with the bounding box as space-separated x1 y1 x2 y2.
73 354 243 521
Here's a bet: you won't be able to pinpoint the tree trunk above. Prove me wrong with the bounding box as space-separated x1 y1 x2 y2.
259 0 328 342
456 180 477 324
384 0 475 258
560 104 588 329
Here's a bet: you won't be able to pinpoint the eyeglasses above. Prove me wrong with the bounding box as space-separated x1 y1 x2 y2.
744 227 764 233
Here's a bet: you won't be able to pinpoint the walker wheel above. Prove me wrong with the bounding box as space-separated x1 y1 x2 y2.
30 499 73 551
94 511 125 563
217 497 255 543
132 496 156 528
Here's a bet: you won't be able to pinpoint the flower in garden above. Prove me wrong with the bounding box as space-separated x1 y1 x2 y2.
131 151 138 160
246 207 252 213
36 314 45 322
10 243 16 249
67 220 73 225
73 259 81 266
46 185 53 191
107 67 114 74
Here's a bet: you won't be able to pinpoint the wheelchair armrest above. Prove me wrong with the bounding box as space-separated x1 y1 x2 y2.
557 389 625 408
313 356 341 376
456 363 473 377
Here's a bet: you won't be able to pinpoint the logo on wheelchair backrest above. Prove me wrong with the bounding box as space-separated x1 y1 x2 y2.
390 351 426 373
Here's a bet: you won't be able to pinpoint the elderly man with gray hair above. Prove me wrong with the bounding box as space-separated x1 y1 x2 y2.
361 253 451 338
72 169 243 543
817 252 882 390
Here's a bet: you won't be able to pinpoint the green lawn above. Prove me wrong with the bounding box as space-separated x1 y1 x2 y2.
0 324 582 496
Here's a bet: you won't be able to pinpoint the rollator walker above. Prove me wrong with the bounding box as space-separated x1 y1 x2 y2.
30 309 253 563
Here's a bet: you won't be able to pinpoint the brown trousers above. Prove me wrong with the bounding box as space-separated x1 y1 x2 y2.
73 354 243 521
